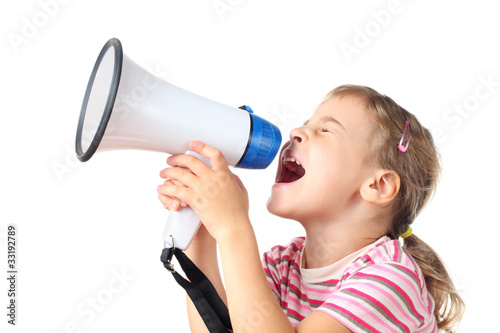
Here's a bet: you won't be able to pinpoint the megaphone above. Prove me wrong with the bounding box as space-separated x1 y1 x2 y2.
75 38 282 250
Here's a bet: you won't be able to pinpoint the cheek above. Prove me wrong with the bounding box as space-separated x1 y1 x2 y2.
309 175 341 206
308 161 357 202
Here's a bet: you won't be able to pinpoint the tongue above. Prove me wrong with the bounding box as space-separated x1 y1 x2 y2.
287 171 302 183
295 164 306 178
278 165 305 183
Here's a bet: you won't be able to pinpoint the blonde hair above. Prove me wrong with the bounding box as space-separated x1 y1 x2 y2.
324 85 465 332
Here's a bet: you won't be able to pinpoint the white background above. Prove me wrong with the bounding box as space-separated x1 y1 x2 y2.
1 0 499 332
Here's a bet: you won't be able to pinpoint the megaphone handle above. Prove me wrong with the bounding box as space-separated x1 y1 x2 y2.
163 207 202 250
162 151 211 250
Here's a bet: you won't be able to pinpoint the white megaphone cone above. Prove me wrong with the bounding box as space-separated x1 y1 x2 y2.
76 38 282 250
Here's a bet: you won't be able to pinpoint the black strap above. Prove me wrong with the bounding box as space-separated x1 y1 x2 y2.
161 247 232 333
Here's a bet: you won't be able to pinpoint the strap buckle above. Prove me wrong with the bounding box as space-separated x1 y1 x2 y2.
165 260 176 273
163 235 176 273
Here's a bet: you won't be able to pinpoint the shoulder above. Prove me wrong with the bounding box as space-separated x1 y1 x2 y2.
322 237 436 332
263 236 305 266
346 237 426 289
262 236 305 286
343 237 430 305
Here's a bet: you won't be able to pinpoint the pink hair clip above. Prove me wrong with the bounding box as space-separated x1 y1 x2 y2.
398 121 410 153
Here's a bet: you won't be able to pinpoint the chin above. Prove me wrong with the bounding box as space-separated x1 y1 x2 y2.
266 194 299 220
266 195 286 218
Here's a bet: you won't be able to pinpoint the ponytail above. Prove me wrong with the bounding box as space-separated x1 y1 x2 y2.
403 234 465 332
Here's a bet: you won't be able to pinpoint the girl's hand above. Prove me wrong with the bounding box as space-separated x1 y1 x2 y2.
157 140 249 241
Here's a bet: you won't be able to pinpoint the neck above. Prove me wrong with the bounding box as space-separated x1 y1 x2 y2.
301 217 385 269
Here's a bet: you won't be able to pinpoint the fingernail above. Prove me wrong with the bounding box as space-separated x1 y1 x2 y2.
171 201 179 210
192 140 199 148
180 201 187 207
157 185 162 192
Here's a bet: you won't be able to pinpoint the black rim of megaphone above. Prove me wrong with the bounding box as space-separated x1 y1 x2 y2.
76 38 123 162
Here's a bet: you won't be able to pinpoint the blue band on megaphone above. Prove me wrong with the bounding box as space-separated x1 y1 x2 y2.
236 113 282 169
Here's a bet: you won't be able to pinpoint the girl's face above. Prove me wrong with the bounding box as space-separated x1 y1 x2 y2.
267 96 377 225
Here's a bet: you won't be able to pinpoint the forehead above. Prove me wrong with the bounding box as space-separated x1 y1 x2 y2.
312 96 372 132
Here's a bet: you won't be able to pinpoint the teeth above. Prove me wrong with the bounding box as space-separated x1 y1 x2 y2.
283 157 301 166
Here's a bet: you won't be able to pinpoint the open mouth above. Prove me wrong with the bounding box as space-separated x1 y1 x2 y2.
276 156 306 183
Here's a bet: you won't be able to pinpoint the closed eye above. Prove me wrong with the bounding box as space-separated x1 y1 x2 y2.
318 125 333 134
304 117 344 134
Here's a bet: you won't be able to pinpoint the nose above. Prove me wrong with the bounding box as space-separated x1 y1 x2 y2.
290 126 307 144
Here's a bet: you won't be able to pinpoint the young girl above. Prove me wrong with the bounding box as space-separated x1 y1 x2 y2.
157 84 465 332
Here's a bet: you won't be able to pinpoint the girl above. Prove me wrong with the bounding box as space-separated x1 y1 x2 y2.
157 84 465 332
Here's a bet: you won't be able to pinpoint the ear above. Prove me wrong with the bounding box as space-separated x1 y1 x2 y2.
360 169 400 206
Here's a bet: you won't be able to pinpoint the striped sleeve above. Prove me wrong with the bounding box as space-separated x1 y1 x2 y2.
262 237 305 308
262 247 282 302
318 262 437 333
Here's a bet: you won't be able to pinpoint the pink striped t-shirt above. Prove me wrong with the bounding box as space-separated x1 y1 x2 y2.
262 236 437 332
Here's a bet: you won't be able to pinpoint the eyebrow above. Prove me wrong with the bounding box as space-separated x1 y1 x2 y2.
304 116 346 131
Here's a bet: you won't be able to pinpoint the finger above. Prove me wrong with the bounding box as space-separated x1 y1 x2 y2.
160 165 198 186
166 175 189 205
165 154 211 177
157 192 182 211
163 179 189 207
157 180 183 211
190 140 228 171
157 181 193 206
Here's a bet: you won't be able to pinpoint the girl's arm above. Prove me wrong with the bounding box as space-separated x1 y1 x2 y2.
217 222 351 333
158 141 351 333
217 220 294 332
